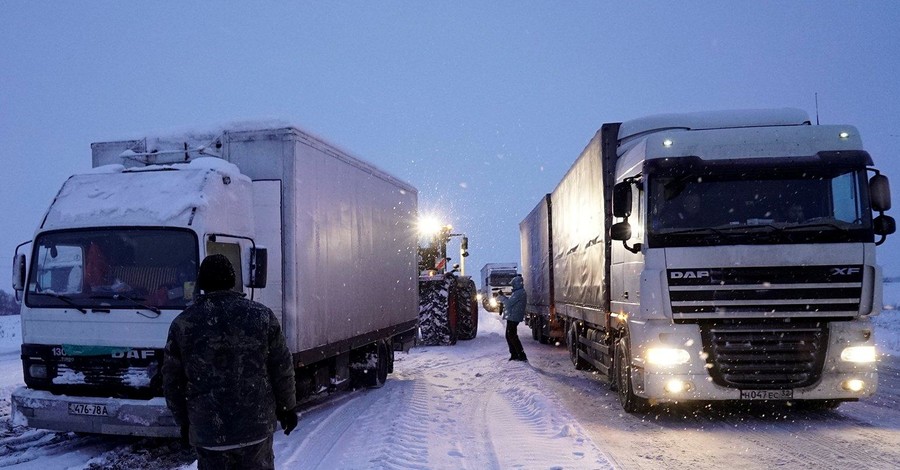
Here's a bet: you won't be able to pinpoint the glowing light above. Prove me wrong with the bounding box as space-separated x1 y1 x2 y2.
842 379 865 392
646 348 691 366
664 379 690 393
663 139 674 147
418 215 443 237
841 346 876 363
839 131 850 139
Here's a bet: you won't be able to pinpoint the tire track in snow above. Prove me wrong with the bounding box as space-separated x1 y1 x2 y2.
485 362 614 470
277 378 431 469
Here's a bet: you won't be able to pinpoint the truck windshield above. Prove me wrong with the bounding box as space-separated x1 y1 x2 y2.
488 272 517 287
647 166 872 247
26 228 199 310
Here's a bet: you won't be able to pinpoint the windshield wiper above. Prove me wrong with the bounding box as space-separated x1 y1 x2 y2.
781 222 851 232
659 226 728 236
90 293 161 316
30 292 88 314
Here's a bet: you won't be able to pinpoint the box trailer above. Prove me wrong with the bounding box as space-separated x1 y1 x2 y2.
11 126 419 436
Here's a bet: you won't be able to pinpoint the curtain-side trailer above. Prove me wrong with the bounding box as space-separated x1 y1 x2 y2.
521 109 894 412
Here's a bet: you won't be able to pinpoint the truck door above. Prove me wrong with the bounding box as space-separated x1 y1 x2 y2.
610 182 644 320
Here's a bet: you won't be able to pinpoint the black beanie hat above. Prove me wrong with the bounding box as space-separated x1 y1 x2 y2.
197 254 236 292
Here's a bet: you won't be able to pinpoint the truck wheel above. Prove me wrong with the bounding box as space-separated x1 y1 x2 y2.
567 323 589 370
351 341 389 389
538 317 549 345
531 314 542 341
615 338 650 413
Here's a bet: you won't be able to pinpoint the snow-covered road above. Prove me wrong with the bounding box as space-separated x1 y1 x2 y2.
0 307 898 469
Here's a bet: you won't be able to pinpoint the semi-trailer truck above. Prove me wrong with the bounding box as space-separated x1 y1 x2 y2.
520 109 894 412
11 126 419 436
479 263 518 312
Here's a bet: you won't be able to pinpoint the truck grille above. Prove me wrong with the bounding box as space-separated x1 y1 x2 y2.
700 320 828 389
667 265 863 319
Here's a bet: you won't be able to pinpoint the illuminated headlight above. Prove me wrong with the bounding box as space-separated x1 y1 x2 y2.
29 364 48 379
646 348 691 366
476 293 483 302
488 298 498 308
841 346 877 363
842 379 865 392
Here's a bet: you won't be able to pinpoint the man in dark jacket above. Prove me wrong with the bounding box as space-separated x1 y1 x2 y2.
502 275 527 362
162 254 297 470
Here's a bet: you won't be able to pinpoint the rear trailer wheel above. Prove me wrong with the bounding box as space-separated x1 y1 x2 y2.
616 338 650 413
351 341 390 389
567 322 589 370
531 314 542 341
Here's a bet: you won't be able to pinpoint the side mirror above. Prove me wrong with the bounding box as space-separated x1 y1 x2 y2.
12 253 26 291
613 182 633 218
248 247 268 289
610 222 632 241
870 174 892 212
874 215 896 236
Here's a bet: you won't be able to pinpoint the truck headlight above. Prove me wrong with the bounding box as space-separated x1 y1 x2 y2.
646 348 691 366
29 364 48 379
841 346 876 363
488 298 498 308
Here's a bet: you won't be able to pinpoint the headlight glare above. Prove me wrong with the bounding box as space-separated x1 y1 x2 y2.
841 346 877 363
646 347 691 366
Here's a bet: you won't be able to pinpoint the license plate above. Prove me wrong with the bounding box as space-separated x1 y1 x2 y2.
740 389 793 400
68 403 109 416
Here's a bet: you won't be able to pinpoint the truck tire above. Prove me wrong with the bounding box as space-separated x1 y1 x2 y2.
531 314 542 342
538 316 550 345
350 340 389 389
615 337 650 413
567 322 589 370
455 277 478 340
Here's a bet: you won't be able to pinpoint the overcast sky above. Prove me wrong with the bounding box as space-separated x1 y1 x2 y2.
2 1 900 288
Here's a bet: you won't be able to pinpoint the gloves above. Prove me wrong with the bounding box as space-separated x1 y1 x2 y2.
180 423 190 446
277 408 299 436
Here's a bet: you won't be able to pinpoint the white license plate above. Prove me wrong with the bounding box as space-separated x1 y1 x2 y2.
68 403 109 416
740 389 793 400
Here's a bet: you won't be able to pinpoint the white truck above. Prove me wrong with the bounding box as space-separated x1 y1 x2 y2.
479 263 518 312
520 109 894 412
11 126 419 436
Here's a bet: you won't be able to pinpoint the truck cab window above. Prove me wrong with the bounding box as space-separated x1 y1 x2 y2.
647 166 871 247
26 229 198 310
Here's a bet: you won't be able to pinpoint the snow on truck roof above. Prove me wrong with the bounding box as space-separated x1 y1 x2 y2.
618 108 811 142
91 124 417 194
41 158 247 230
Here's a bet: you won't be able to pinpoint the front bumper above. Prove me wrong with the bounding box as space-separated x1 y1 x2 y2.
627 318 879 404
634 368 877 403
11 387 179 437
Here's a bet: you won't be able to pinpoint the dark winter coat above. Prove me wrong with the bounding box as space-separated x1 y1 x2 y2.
162 290 296 448
502 276 526 323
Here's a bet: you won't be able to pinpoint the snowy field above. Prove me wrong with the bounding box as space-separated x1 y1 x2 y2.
0 283 898 469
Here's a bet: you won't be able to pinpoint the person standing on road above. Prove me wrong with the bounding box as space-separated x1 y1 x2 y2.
162 254 298 470
502 275 528 362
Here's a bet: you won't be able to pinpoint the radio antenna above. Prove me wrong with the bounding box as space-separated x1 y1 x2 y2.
815 92 820 125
